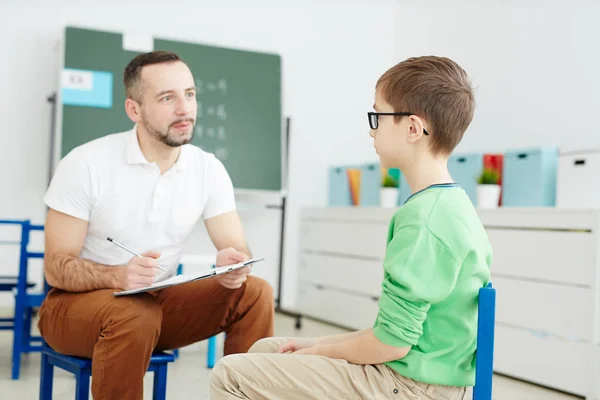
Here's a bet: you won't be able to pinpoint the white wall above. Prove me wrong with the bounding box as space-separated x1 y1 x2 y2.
0 0 398 307
3 0 598 310
394 0 600 155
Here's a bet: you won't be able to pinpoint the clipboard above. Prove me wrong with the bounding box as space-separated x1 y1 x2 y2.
113 257 264 296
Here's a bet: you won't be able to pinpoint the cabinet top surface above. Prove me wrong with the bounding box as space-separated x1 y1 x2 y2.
301 207 600 230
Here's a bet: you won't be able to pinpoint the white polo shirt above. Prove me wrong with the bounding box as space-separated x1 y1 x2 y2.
44 126 236 281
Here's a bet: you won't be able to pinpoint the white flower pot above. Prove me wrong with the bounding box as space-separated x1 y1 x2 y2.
476 184 501 209
380 188 399 208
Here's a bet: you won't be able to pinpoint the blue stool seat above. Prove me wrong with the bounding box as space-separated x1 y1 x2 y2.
0 276 37 330
0 275 36 291
40 343 175 400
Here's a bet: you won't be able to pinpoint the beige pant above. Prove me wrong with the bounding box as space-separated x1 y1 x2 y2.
209 337 467 399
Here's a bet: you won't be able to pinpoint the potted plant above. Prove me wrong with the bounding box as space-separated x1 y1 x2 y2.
476 168 501 209
380 172 399 208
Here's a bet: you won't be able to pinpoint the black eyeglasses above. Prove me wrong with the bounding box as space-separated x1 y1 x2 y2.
367 112 429 135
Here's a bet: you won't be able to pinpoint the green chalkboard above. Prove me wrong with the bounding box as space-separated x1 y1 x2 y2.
59 26 282 191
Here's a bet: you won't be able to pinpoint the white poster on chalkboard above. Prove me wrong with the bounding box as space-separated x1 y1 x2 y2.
61 69 93 91
122 32 154 52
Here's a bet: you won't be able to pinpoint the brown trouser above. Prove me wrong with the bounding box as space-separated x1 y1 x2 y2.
210 337 467 400
38 275 274 400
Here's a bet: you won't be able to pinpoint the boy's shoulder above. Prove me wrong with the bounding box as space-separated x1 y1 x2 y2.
394 184 470 227
391 185 489 256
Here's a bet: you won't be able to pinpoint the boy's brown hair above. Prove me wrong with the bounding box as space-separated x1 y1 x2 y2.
376 56 475 155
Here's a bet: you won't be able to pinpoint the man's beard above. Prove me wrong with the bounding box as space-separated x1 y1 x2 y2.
141 111 195 147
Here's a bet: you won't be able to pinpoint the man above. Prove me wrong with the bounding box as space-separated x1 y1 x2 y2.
38 51 274 399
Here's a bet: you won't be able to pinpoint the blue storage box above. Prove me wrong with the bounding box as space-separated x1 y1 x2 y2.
398 172 411 205
359 163 381 206
502 147 558 207
328 166 352 206
388 168 401 185
448 153 484 205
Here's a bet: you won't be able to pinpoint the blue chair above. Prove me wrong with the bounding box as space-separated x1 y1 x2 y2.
38 262 183 398
39 343 175 400
0 219 46 380
175 262 219 368
206 335 217 368
473 282 496 400
34 256 215 399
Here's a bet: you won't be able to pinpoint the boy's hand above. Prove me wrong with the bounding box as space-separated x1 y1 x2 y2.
292 345 321 356
215 247 250 289
277 338 318 354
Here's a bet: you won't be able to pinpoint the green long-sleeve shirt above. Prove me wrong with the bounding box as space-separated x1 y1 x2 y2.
372 183 492 387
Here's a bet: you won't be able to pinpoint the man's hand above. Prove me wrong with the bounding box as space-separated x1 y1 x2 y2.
277 338 318 354
117 251 162 291
215 247 250 289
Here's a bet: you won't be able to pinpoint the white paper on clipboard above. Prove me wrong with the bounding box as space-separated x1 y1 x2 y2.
113 257 264 296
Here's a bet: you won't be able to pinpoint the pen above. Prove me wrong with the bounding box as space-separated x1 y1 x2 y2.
106 237 167 272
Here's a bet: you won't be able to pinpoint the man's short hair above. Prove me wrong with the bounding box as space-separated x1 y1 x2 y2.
376 56 475 155
123 51 182 102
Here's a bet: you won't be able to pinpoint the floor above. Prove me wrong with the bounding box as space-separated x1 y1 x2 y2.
0 312 583 399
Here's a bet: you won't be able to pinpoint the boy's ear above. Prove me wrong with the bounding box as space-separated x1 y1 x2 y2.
406 115 426 143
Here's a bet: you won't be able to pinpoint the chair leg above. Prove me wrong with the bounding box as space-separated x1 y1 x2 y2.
22 307 33 353
39 352 54 400
152 364 168 400
207 335 217 369
12 299 25 380
75 369 90 400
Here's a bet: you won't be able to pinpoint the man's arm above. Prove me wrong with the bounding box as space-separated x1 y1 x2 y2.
44 209 159 292
204 210 254 290
204 210 251 257
44 209 123 292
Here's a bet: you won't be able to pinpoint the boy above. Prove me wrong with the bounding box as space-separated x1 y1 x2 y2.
209 56 492 400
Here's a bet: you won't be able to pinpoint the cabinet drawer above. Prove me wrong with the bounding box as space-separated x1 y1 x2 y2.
300 220 388 259
298 252 383 297
297 282 379 330
486 229 593 286
494 325 587 396
493 277 591 341
557 150 600 209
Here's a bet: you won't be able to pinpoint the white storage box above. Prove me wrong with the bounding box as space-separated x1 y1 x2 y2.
557 148 600 208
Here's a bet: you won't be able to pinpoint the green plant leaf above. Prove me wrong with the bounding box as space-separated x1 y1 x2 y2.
382 173 398 188
477 168 500 185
